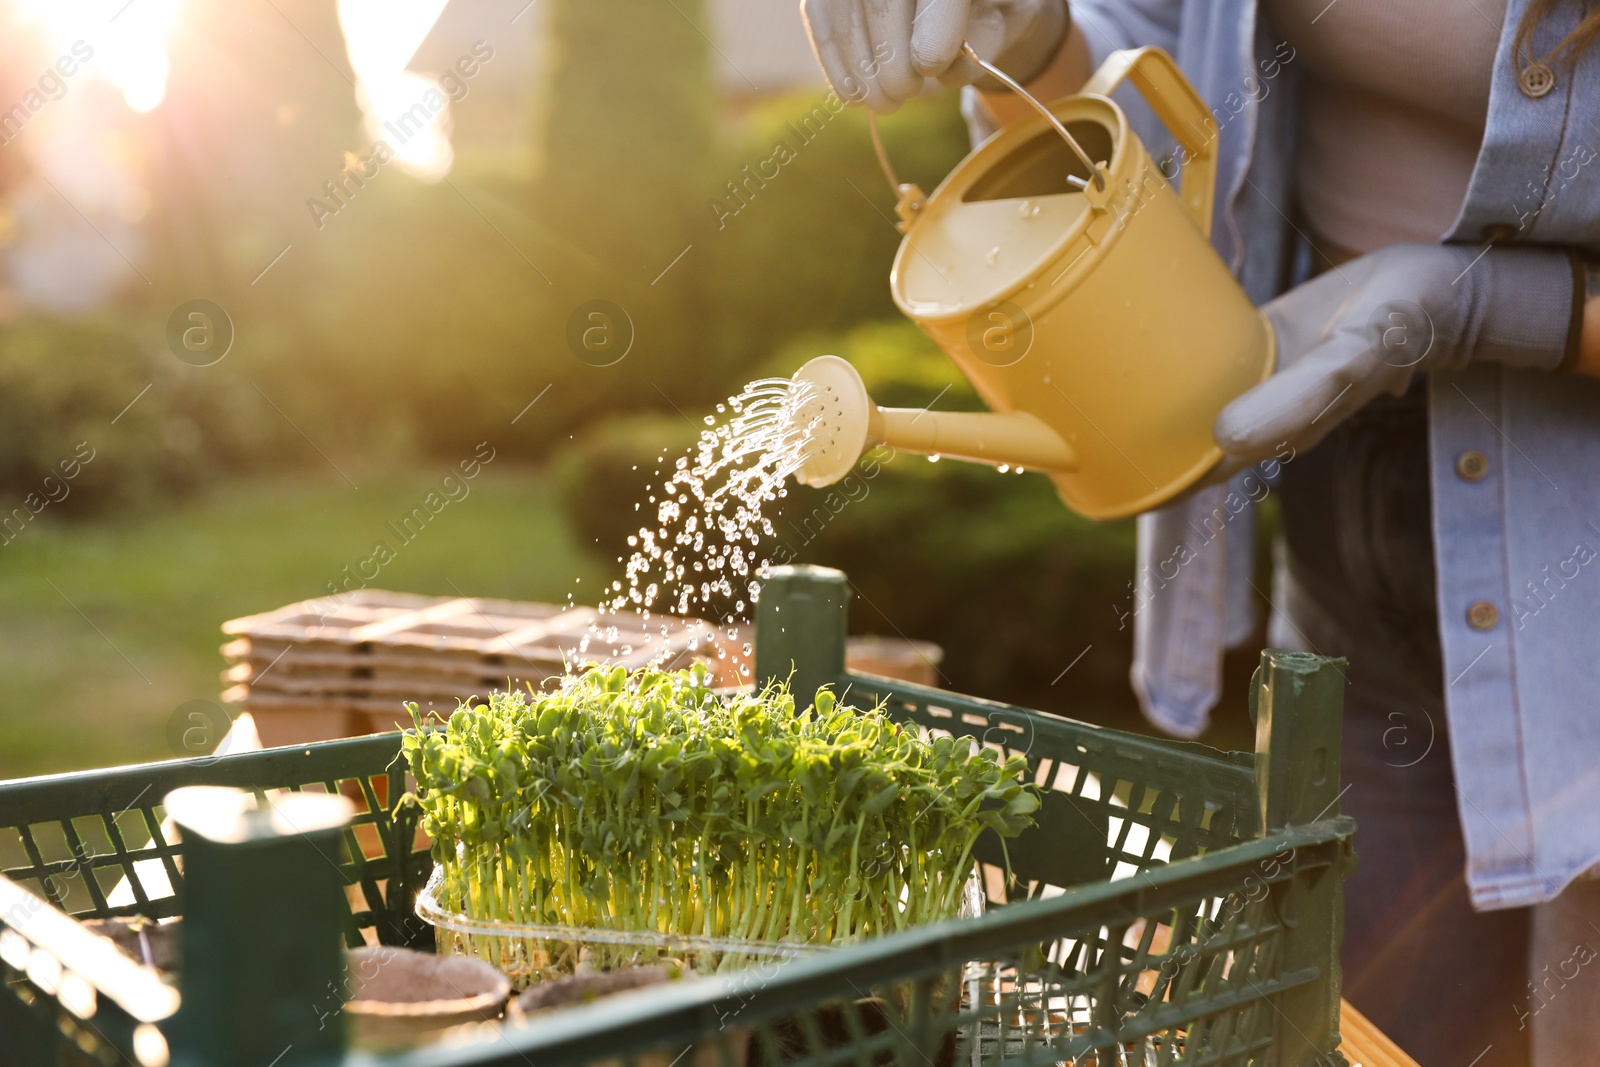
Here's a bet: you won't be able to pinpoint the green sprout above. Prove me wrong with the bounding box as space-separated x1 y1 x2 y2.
400 664 1038 973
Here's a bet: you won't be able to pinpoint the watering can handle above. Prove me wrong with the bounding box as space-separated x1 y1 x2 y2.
954 43 1106 192
867 40 1107 226
1080 47 1218 238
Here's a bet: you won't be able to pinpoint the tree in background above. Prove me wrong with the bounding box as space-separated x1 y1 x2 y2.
529 0 715 418
0 0 973 483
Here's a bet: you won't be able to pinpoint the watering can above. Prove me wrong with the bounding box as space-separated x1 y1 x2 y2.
789 46 1275 520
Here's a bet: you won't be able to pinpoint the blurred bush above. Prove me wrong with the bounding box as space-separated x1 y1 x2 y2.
229 86 972 466
0 317 282 516
553 410 700 563
83 0 976 482
701 92 972 378
554 317 1143 721
530 0 713 397
7 0 975 510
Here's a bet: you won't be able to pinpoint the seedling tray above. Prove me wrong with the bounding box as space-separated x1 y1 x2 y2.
0 565 1355 1067
415 862 837 981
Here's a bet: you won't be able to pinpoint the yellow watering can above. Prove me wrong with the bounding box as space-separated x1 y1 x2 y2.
790 45 1275 520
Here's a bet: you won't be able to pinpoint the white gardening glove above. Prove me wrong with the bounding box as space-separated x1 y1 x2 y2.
800 0 1069 113
1214 243 1578 462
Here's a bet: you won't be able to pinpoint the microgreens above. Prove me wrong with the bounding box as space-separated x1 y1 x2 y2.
400 664 1038 971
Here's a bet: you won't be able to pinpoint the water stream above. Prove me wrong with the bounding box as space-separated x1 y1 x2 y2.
572 376 821 676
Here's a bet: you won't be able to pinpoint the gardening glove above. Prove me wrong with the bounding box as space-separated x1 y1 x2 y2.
1214 243 1578 462
800 0 1070 113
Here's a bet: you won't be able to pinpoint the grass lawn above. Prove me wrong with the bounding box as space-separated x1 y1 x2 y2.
0 464 604 781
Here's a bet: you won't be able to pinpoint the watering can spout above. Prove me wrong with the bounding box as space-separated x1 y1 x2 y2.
788 356 1077 488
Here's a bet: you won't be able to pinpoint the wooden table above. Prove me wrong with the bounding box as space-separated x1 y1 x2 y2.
1340 998 1421 1067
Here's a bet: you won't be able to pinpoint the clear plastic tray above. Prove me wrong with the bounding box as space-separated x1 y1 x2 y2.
415 864 986 986
414 865 837 985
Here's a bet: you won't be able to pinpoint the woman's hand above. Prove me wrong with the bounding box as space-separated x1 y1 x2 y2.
1214 244 1579 462
1578 272 1600 377
800 0 1070 113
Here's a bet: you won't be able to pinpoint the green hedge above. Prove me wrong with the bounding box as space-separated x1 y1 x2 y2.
0 317 281 520
15 40 974 503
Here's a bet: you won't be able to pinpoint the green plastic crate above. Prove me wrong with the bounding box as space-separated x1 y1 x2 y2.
0 565 1355 1066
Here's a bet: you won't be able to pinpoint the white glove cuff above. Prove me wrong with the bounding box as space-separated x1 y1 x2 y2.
1461 244 1582 373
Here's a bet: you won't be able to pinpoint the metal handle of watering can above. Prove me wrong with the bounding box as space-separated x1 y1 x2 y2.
867 40 1107 224
1080 47 1218 237
957 43 1106 192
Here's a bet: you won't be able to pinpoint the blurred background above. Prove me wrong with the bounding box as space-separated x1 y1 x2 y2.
0 0 1266 781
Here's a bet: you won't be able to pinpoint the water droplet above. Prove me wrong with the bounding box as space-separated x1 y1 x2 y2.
997 464 1010 473
928 454 941 463
591 375 823 646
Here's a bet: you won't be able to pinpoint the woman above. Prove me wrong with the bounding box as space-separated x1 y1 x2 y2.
802 1 1600 1063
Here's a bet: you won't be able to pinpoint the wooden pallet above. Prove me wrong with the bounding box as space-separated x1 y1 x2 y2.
219 589 946 748
221 591 704 663
219 590 723 746
1338 998 1421 1067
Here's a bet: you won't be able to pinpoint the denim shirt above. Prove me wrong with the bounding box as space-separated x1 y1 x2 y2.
972 0 1600 910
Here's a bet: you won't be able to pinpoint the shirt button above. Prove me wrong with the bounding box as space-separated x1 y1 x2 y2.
1467 600 1501 631
1520 62 1556 98
1456 450 1489 481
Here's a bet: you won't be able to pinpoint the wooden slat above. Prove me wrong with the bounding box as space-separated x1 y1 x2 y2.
490 611 591 650
0 874 180 1023
1339 997 1420 1067
223 674 549 701
221 639 569 676
221 590 572 643
346 597 479 642
222 692 457 719
215 592 747 739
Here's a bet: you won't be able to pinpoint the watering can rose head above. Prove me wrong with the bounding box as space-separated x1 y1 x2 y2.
786 47 1277 521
